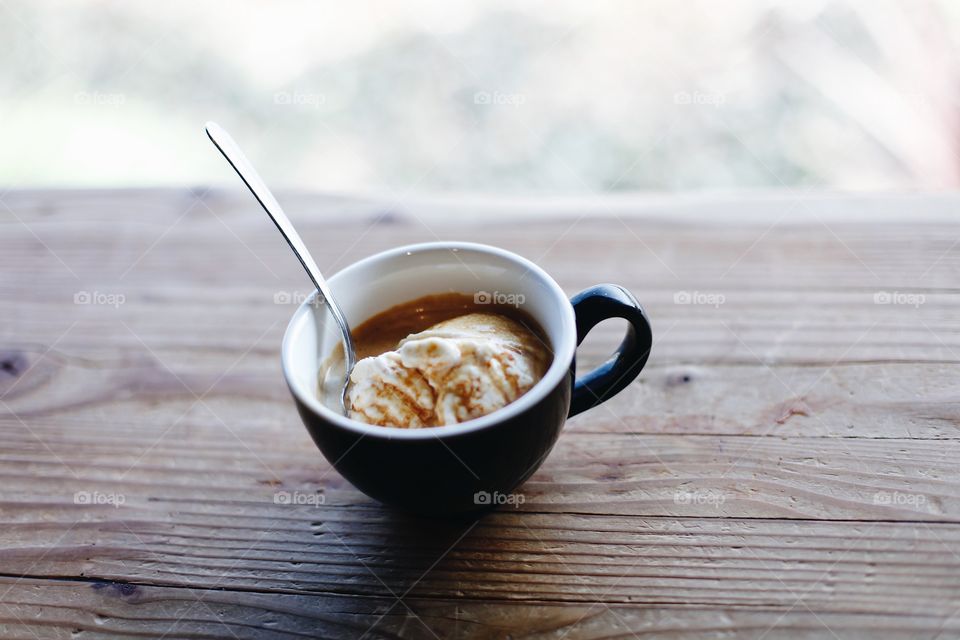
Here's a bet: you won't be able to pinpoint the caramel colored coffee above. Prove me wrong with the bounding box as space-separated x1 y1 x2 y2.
336 293 552 428
352 293 546 359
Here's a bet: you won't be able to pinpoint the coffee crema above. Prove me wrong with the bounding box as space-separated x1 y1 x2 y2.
323 293 552 428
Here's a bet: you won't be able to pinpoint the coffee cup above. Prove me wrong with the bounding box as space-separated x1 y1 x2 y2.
281 242 652 514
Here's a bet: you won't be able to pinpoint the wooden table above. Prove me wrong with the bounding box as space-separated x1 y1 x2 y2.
2 188 960 638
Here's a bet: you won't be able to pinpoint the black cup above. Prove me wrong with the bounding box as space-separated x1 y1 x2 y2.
282 242 652 514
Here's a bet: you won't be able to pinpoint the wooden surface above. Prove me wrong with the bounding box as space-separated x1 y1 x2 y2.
2 188 960 638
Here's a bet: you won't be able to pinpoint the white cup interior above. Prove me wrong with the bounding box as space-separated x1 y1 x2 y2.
281 242 577 438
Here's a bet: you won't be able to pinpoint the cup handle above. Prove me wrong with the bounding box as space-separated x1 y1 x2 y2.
568 284 653 417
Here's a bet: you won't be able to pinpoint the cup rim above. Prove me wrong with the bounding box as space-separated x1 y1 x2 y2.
281 241 577 440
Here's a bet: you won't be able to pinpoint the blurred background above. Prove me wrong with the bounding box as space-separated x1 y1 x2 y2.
2 0 959 193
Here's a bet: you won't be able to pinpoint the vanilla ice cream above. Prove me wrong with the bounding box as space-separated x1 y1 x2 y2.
347 313 550 427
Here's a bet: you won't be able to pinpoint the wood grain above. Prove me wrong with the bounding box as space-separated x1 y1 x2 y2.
2 188 960 638
4 578 958 640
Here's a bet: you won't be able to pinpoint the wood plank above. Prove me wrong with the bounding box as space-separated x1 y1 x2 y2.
2 578 956 640
2 504 960 614
0 420 957 520
4 189 960 293
4 349 960 448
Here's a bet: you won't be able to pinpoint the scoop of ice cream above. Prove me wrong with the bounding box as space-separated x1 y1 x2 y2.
347 313 549 428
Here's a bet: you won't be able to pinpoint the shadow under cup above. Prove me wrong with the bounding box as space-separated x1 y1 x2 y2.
282 242 648 514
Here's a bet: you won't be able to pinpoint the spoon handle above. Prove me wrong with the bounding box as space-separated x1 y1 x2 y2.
204 122 357 379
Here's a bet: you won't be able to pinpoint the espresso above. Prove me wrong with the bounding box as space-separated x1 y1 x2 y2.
321 292 553 427
351 293 548 360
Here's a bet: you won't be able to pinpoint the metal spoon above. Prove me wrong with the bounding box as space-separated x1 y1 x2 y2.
205 121 356 414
